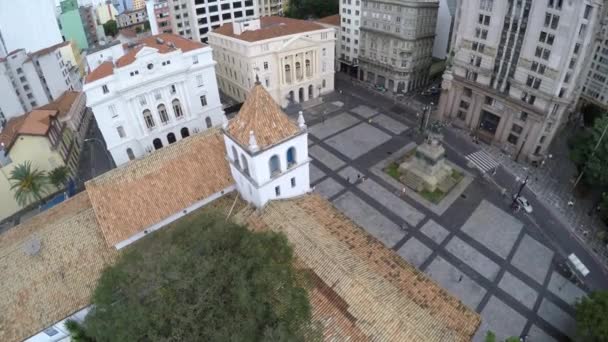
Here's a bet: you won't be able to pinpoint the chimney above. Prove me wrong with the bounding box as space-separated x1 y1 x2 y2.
233 19 261 35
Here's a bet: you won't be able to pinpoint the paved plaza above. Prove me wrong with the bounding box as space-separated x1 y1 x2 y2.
303 100 588 342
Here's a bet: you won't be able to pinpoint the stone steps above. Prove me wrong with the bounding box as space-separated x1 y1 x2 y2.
401 171 424 192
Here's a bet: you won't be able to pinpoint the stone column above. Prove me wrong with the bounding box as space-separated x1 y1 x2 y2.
467 93 483 130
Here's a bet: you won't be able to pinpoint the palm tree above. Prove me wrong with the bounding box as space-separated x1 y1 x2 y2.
49 166 69 190
9 161 49 207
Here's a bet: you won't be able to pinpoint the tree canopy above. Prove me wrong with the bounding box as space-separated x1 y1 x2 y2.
8 161 49 207
285 0 339 19
48 166 69 190
575 290 608 341
103 20 118 37
76 211 318 341
568 114 608 187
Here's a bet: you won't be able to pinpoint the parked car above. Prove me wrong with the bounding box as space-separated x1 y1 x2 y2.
516 196 533 213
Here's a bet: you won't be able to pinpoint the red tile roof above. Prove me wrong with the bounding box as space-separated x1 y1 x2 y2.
0 110 58 151
317 14 340 27
85 34 206 83
212 16 327 42
38 91 82 119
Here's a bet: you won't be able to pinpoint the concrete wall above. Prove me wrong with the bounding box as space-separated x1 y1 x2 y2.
60 10 89 50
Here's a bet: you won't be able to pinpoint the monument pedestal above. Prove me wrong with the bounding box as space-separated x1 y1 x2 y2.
399 137 453 192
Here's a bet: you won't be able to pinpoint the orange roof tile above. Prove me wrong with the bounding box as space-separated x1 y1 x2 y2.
38 91 81 118
316 14 340 27
213 16 327 42
0 109 58 151
226 83 300 150
0 193 117 342
85 60 114 83
86 34 206 83
85 128 234 247
0 116 26 150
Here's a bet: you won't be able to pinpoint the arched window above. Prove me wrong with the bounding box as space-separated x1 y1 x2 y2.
286 147 296 168
308 84 313 100
167 132 176 144
143 109 155 129
180 127 190 138
126 148 135 160
284 64 291 83
322 79 326 88
172 99 183 118
232 146 240 168
295 62 302 80
153 138 163 150
158 104 169 124
305 59 311 77
269 155 281 176
205 116 212 128
241 153 250 176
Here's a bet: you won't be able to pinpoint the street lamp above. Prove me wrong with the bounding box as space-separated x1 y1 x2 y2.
511 167 530 208
84 138 114 168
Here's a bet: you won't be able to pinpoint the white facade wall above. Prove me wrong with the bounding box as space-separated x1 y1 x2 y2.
339 0 362 68
0 0 63 57
224 132 310 208
169 0 258 43
36 54 75 99
84 45 226 166
0 63 24 122
209 25 336 107
86 43 126 71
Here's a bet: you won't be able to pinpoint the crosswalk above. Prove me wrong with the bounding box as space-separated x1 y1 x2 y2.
466 150 499 173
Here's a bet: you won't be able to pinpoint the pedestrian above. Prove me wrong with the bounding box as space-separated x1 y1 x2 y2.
357 174 361 180
402 187 406 196
346 176 350 184
458 275 463 282
568 200 574 207
368 118 373 124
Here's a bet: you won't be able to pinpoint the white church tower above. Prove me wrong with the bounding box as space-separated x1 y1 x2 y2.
222 81 310 208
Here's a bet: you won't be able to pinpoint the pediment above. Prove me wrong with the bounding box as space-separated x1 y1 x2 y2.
279 36 319 51
135 46 159 58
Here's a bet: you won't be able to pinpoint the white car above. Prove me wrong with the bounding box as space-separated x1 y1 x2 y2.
516 197 533 213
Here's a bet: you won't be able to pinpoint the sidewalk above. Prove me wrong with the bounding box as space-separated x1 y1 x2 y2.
449 125 608 269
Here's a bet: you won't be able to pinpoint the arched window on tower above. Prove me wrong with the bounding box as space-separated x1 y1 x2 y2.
269 155 281 177
126 148 135 160
284 64 291 84
205 116 212 128
241 153 250 176
172 99 183 118
158 104 169 124
143 109 155 129
286 147 296 168
305 59 311 77
295 61 302 80
232 146 240 168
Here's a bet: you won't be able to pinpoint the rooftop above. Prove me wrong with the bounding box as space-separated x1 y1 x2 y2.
316 14 340 27
0 193 117 342
85 33 206 83
212 16 327 43
225 83 301 150
28 41 71 59
241 195 481 341
38 91 82 119
85 128 234 247
0 110 58 151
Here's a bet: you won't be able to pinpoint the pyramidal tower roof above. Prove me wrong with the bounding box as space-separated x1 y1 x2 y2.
226 83 301 150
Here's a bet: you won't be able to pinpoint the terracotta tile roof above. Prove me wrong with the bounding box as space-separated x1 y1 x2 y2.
0 109 58 151
240 195 481 341
316 14 340 27
0 116 26 150
212 16 327 42
118 27 137 38
86 33 205 83
85 60 114 83
226 84 300 150
0 193 117 342
85 128 234 247
38 91 81 119
28 41 70 59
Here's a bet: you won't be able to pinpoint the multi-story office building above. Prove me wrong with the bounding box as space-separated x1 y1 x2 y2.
317 14 341 72
257 0 283 16
80 5 103 48
0 42 81 123
438 0 601 162
117 8 149 28
168 0 258 43
0 0 64 57
60 0 90 51
580 4 608 110
146 0 173 34
133 0 147 9
208 17 336 107
358 0 439 93
338 0 362 74
83 33 225 166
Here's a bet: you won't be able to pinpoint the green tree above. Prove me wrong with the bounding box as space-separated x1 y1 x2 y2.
79 212 318 341
103 20 118 37
600 192 608 225
143 20 151 31
568 115 608 186
8 161 49 207
285 0 339 19
48 166 69 190
576 291 608 341
582 103 604 127
65 320 94 342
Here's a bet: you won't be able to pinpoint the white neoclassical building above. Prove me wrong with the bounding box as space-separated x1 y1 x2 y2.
83 33 225 166
208 16 336 107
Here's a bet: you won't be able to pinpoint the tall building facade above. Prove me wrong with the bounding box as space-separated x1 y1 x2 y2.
438 0 601 162
0 42 80 124
257 0 283 16
60 0 90 50
117 8 149 28
0 0 64 57
83 34 225 166
168 0 258 43
580 4 608 109
208 17 336 107
358 0 438 92
146 0 173 35
338 0 362 74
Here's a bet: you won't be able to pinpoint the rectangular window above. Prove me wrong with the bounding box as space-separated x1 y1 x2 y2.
463 87 472 97
291 177 296 187
117 126 126 138
584 5 592 19
192 55 199 64
275 186 281 196
512 124 523 134
170 84 176 94
154 90 162 100
200 95 207 107
109 105 118 118
102 85 109 94
263 61 268 70
139 96 146 106
459 100 470 110
197 74 204 87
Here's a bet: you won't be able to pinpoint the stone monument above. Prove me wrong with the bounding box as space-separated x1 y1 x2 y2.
399 131 455 193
